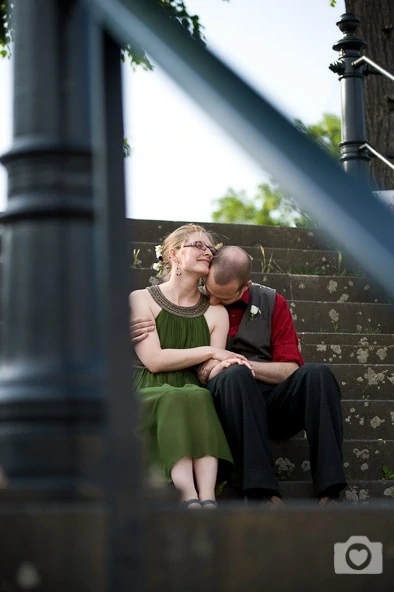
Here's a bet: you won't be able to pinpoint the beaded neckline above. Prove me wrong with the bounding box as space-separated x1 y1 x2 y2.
147 285 209 318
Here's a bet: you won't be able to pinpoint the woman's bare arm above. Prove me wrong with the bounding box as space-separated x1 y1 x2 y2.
130 291 246 373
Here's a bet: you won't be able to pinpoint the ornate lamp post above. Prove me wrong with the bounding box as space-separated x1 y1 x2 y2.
330 13 371 182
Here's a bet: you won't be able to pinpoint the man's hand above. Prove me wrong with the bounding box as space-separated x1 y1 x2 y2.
130 316 155 344
208 358 255 381
210 347 248 363
250 360 299 384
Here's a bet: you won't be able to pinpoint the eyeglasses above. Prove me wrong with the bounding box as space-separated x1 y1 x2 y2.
183 241 218 256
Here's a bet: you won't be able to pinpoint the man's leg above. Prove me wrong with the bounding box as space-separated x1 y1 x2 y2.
266 363 347 498
207 365 280 498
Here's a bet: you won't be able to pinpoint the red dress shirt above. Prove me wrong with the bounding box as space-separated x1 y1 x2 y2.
226 288 304 366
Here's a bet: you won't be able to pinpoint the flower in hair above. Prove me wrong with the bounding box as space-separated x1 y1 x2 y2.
152 244 164 275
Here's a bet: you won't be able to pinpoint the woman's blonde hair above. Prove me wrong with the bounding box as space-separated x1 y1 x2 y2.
159 224 214 281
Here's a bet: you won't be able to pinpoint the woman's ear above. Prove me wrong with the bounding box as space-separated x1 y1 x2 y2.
169 247 179 264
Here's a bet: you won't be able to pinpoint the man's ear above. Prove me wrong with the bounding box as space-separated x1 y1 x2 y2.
239 280 252 298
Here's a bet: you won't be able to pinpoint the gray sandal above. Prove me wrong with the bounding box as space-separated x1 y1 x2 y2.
183 498 201 508
200 500 218 508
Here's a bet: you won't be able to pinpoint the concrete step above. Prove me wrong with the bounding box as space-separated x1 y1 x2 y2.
129 269 391 304
128 218 332 250
260 274 391 304
289 301 394 333
219 478 394 502
330 364 394 400
129 242 363 276
340 400 394 439
300 334 394 364
138 271 390 304
276 479 394 502
272 438 394 482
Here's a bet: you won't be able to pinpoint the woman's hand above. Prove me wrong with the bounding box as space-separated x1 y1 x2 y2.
208 358 255 381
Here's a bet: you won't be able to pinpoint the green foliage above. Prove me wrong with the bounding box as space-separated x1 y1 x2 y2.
212 184 313 227
295 113 341 159
215 480 227 497
0 1 205 65
0 1 12 58
382 465 394 480
121 0 206 70
123 138 132 158
212 114 341 227
132 248 142 267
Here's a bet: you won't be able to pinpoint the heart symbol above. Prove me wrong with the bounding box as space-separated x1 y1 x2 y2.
349 549 368 566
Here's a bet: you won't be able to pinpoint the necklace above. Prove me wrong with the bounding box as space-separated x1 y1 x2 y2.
147 285 209 318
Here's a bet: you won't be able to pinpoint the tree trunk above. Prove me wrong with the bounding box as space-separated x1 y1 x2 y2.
344 0 394 189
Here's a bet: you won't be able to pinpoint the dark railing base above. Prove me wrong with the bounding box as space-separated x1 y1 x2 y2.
1 502 393 591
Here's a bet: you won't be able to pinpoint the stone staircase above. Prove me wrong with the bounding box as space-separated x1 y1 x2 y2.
129 218 394 503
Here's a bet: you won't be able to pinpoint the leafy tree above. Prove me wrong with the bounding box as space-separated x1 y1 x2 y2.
295 113 341 159
212 114 341 227
211 184 312 227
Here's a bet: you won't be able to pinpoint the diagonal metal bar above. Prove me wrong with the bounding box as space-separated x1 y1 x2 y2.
360 143 394 171
85 0 394 297
353 55 394 82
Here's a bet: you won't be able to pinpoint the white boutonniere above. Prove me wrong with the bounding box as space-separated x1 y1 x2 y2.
249 304 261 321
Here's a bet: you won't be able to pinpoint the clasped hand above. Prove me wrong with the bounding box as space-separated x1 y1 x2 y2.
209 348 254 378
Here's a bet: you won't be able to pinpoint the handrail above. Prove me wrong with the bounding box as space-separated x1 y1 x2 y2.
359 143 394 171
85 0 394 297
352 55 394 82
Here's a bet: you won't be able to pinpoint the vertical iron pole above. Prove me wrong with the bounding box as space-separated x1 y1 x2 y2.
330 13 371 181
89 24 143 592
0 1 106 590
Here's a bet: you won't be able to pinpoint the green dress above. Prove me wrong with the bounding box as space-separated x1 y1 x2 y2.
134 285 233 480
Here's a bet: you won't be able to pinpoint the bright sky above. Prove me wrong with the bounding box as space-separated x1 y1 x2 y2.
0 0 345 221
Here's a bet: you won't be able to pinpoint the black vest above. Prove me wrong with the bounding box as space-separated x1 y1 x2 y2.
227 283 276 362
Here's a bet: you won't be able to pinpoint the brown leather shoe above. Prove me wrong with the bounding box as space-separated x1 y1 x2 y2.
261 495 285 507
318 496 340 507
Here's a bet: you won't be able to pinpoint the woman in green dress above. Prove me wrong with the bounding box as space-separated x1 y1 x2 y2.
130 224 250 508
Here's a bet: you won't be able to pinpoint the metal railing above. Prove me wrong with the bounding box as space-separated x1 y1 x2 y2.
352 55 394 82
354 56 394 171
360 143 394 171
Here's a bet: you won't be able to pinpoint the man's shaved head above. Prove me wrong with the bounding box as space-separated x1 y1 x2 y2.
210 245 252 287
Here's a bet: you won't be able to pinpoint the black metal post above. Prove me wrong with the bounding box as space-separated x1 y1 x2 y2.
330 13 371 181
0 1 105 590
89 24 143 592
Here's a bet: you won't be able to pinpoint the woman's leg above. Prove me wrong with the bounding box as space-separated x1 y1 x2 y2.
193 455 218 504
171 457 199 505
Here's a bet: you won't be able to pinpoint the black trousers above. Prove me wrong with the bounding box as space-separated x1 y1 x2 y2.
207 363 347 498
